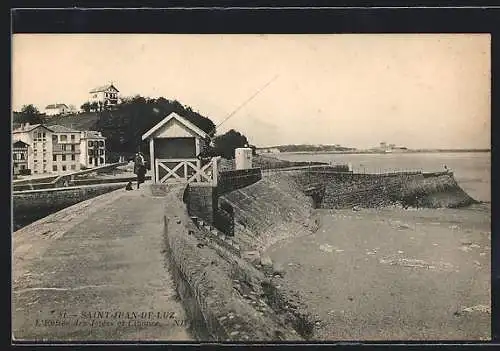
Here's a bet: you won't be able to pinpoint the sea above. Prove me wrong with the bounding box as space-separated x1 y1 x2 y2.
273 151 491 203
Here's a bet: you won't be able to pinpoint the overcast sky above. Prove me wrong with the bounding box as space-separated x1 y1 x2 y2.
12 34 490 149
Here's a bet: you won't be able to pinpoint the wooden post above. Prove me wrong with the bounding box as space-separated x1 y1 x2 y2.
149 138 155 183
212 157 219 186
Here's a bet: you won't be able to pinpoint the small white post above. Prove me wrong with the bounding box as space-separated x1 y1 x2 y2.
212 157 219 186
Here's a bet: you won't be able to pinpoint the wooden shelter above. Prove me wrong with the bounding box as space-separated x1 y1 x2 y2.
142 112 219 184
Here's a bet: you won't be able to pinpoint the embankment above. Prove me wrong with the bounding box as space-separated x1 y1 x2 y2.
165 167 479 341
162 187 303 341
283 169 478 209
13 183 128 230
219 172 320 253
215 169 477 254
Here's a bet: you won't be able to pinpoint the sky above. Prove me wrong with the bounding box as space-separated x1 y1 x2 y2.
12 34 490 149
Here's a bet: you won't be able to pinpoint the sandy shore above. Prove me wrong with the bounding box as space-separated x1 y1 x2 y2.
265 204 490 341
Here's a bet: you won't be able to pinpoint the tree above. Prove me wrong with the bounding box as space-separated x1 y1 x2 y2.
90 102 99 112
213 129 249 159
81 102 91 113
94 95 217 154
14 104 45 125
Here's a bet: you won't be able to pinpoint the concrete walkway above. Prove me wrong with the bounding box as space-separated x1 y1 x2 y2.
13 182 193 342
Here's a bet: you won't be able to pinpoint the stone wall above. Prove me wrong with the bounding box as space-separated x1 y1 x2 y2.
217 168 262 195
13 183 128 230
186 184 218 226
13 183 127 213
163 188 302 341
285 169 477 209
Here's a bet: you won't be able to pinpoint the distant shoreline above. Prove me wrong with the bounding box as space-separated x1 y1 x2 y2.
264 150 490 155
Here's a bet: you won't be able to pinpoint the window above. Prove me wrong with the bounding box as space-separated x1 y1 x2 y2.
53 155 57 161
33 142 37 148
52 135 58 142
37 132 42 138
62 165 67 171
99 149 104 155
43 159 47 163
20 154 25 160
60 135 67 142
70 165 76 170
43 142 46 148
99 141 104 147
20 165 25 170
89 157 93 164
34 159 38 163
71 155 75 161
71 145 75 151
71 134 75 141
53 165 57 171
99 157 104 164
42 132 46 139
88 141 93 147
62 145 67 151
89 149 94 156
62 155 66 161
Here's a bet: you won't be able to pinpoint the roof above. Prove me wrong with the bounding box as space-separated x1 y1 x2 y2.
12 124 52 134
81 130 106 139
142 112 209 141
13 140 29 147
89 84 119 93
45 104 68 109
48 124 81 133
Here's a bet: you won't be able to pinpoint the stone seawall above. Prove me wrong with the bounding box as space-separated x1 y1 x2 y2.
13 183 128 229
282 169 477 209
220 173 319 253
163 188 302 341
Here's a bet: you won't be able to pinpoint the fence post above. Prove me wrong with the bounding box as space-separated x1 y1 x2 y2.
212 157 219 186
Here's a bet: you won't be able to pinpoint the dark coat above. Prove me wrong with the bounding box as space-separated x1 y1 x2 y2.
137 165 146 183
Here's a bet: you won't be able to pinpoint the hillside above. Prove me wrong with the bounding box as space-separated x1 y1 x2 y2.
44 112 100 131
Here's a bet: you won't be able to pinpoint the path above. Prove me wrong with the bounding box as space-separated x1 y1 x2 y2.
13 183 193 341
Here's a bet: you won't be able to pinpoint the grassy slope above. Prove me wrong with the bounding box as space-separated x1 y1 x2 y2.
45 112 99 131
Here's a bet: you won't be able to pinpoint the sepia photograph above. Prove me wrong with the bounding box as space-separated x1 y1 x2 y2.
12 33 491 342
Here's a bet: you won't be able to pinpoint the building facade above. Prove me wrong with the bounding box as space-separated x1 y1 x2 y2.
45 104 70 116
12 140 29 175
80 131 106 168
50 125 82 173
89 84 119 108
13 123 54 175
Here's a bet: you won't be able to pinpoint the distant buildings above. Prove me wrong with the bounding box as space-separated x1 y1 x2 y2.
44 104 70 116
80 131 106 168
256 147 281 154
370 142 408 153
89 83 120 107
12 123 107 175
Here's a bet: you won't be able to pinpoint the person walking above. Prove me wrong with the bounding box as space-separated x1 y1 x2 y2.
134 152 146 189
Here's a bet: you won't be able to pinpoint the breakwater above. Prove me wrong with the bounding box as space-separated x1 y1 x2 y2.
219 169 477 253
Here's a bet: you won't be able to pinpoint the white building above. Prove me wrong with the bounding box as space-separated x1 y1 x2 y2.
49 125 82 173
80 131 106 168
45 104 70 116
12 123 54 175
89 83 119 108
